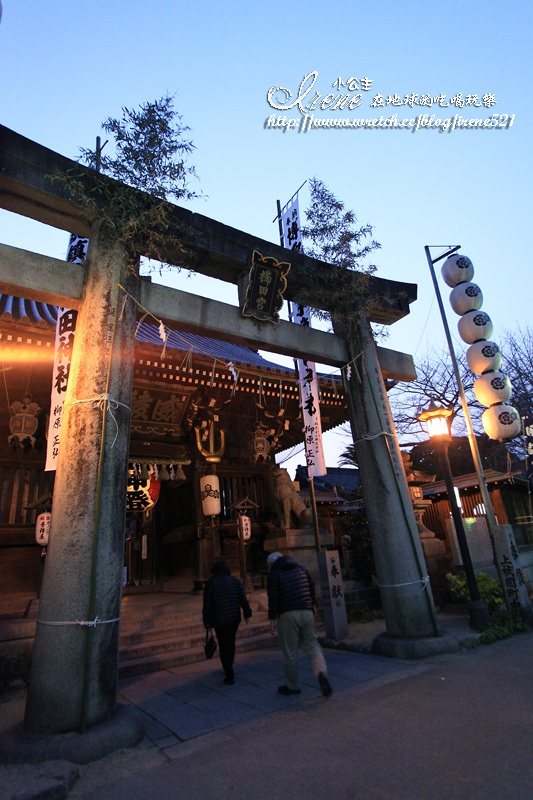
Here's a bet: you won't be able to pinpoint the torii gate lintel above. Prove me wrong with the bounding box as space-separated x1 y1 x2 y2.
0 128 459 745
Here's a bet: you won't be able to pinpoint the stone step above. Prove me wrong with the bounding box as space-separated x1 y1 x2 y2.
118 632 279 679
119 619 272 662
119 598 265 633
119 611 269 647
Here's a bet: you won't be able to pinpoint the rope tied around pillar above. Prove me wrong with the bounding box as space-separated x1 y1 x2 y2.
378 575 430 592
66 393 131 448
37 615 121 627
354 430 397 444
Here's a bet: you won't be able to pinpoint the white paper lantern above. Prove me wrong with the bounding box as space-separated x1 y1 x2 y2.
239 514 252 540
481 405 521 441
449 282 483 316
466 340 502 375
441 254 474 287
35 512 51 545
457 310 493 344
474 371 512 406
200 474 221 516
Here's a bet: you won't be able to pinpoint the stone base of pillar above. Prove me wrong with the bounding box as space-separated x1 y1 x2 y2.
372 631 462 660
0 705 143 766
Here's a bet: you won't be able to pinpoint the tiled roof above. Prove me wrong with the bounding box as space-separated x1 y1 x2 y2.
134 324 293 372
0 294 294 373
0 294 57 327
295 465 361 497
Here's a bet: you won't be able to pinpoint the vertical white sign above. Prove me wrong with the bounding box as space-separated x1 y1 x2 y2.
45 234 88 471
281 196 327 477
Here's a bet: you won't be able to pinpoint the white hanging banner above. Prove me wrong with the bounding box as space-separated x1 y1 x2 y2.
45 234 88 471
281 195 326 478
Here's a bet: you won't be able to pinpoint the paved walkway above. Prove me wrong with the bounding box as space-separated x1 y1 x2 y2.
1 612 503 799
78 630 533 799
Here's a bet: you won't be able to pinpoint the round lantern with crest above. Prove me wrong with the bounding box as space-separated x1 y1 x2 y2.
442 253 521 442
126 463 161 514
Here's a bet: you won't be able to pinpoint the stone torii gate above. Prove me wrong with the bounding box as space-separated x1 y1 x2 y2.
0 125 458 744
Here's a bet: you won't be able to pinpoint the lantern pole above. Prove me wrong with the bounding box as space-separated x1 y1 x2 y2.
425 246 498 532
419 403 491 630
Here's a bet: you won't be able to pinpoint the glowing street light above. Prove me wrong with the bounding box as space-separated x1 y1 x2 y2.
418 400 491 631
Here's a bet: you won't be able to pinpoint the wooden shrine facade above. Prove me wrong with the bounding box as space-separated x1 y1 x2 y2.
0 291 352 597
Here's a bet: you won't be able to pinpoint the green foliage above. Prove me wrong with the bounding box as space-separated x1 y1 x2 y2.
347 605 383 623
337 510 376 585
299 178 381 326
480 608 531 644
446 571 504 612
338 441 358 469
408 435 514 482
80 95 199 203
302 177 380 272
446 571 531 644
54 94 200 268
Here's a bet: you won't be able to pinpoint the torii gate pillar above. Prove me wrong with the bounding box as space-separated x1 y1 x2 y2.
335 313 460 658
24 224 142 738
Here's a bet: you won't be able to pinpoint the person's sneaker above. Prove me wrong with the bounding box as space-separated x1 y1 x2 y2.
318 673 332 697
278 685 301 695
224 676 235 685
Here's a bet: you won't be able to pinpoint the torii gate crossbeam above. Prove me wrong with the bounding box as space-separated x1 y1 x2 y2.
0 127 459 746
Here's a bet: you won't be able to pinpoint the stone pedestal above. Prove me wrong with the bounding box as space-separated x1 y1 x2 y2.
414 503 452 606
264 528 332 593
317 550 348 641
493 524 533 621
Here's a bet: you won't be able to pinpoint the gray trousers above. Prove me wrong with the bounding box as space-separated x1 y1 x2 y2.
278 609 327 690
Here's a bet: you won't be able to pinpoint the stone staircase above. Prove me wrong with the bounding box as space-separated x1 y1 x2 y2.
118 596 277 679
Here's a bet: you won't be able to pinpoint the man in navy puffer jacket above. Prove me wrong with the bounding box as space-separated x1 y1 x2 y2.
203 561 252 684
267 552 332 697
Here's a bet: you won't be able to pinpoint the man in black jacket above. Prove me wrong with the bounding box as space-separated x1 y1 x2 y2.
203 561 252 685
267 552 332 697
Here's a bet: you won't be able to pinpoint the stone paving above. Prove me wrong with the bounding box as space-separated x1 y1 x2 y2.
0 610 479 798
118 642 426 758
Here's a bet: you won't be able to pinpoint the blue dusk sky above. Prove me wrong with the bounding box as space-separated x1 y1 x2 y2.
0 1 531 473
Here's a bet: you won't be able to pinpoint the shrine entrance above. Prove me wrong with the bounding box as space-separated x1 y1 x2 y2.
0 124 460 740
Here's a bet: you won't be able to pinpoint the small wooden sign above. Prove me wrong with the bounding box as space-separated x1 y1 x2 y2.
241 250 290 324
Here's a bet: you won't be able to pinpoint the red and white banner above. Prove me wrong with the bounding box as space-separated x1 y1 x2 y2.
281 195 326 478
45 234 87 471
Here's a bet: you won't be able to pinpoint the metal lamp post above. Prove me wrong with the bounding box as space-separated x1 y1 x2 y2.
418 401 491 631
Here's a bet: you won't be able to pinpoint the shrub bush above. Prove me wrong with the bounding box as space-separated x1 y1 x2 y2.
446 571 504 612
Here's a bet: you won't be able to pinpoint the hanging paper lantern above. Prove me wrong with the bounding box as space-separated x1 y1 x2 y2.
466 340 502 375
35 512 51 545
457 310 493 344
148 473 161 504
200 474 221 516
126 463 159 513
474 371 512 406
449 282 483 316
239 514 252 540
481 405 521 441
441 254 474 287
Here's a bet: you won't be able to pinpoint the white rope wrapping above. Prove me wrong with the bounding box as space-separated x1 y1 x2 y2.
66 394 131 448
354 431 397 443
378 576 430 592
37 615 121 628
